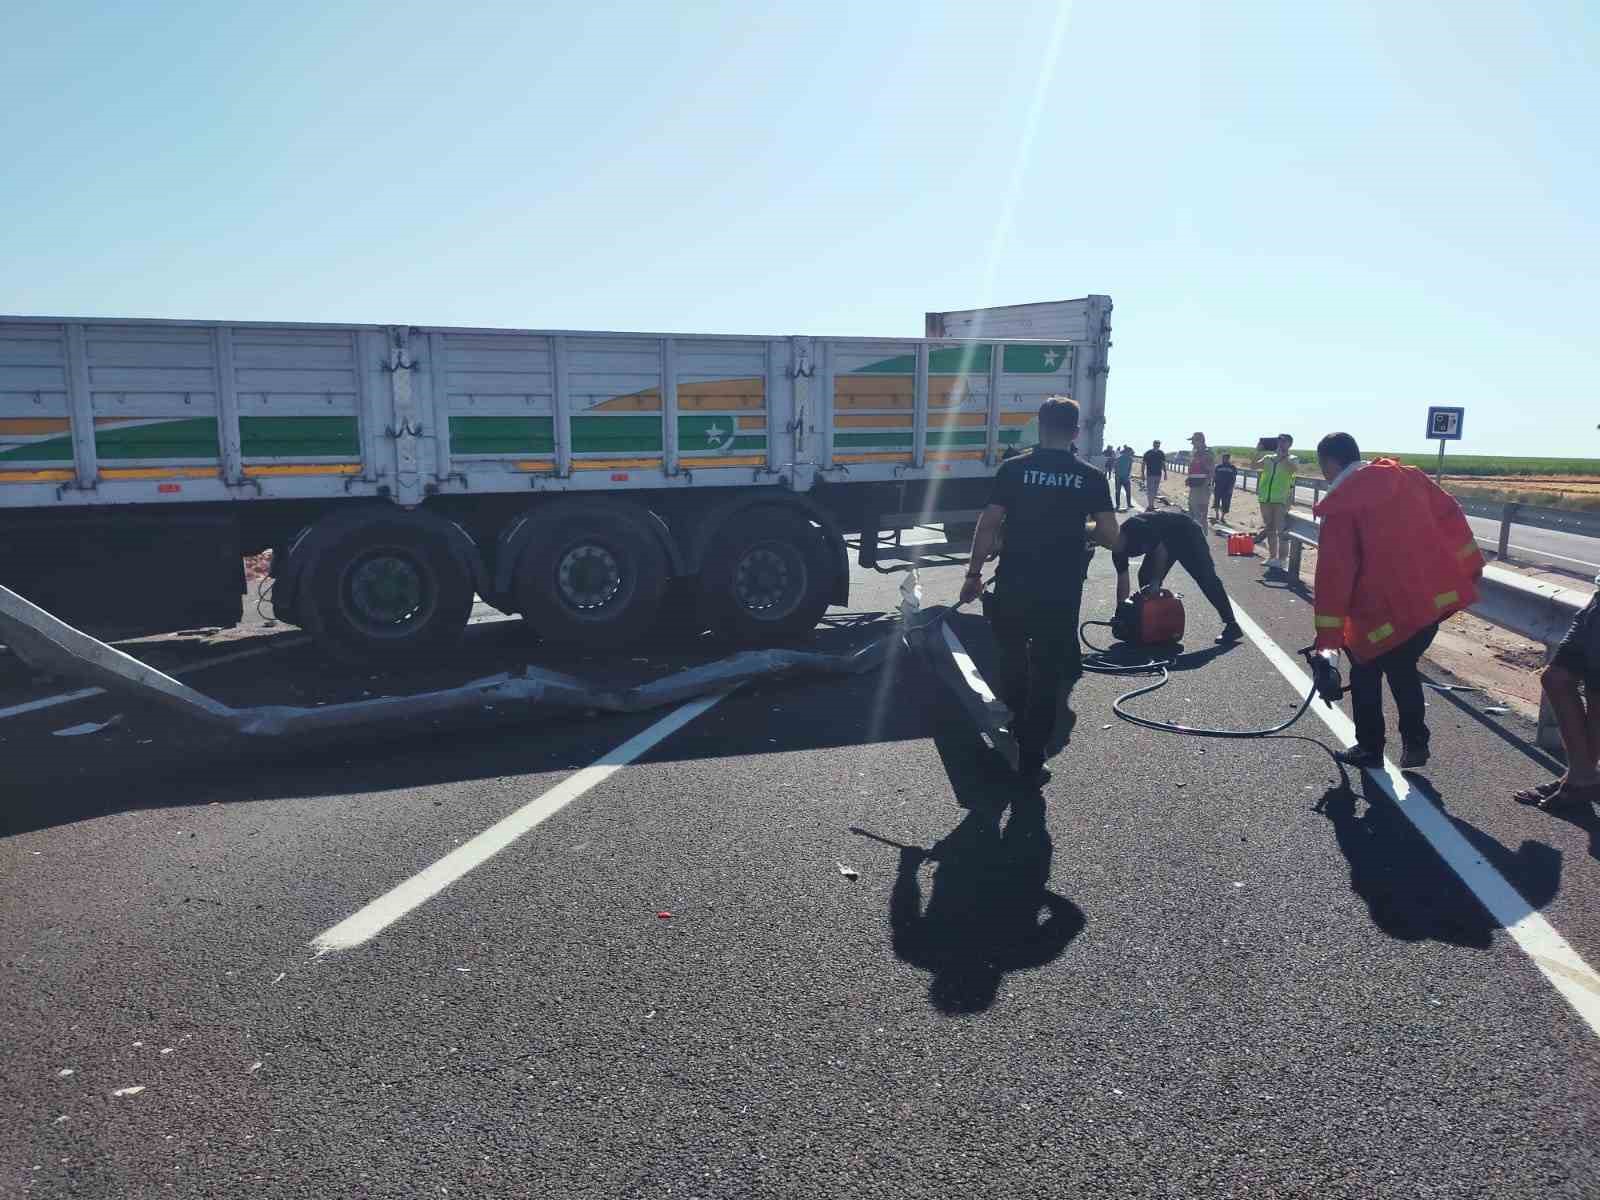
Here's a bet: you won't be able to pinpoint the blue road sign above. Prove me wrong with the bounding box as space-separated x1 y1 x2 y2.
1426 406 1465 441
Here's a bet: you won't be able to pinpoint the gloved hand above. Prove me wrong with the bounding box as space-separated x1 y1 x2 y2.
1310 650 1344 706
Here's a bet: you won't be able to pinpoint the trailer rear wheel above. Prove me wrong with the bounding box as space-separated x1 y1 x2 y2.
307 517 473 662
511 505 667 647
699 508 832 642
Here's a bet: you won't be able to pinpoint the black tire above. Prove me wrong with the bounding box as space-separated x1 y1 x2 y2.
306 516 473 663
511 504 667 648
698 508 832 642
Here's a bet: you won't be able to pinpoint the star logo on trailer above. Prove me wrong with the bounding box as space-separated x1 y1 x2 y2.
1043 349 1060 367
705 422 727 446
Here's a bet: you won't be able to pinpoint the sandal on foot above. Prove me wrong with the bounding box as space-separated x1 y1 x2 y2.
1538 782 1600 812
1513 780 1564 806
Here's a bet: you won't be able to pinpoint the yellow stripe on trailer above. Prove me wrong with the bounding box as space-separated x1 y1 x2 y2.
684 455 766 468
0 468 74 484
834 452 913 464
0 418 71 435
101 466 218 481
245 463 362 478
515 460 558 473
572 458 664 471
926 449 986 462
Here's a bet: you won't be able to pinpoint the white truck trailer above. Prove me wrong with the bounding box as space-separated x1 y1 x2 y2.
0 297 1111 659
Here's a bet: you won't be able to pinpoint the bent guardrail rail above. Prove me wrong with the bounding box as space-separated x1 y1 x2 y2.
0 581 924 739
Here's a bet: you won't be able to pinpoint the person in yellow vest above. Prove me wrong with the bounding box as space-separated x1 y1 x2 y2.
1254 434 1297 570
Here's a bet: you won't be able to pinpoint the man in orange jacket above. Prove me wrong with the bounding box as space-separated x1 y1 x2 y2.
1309 432 1484 770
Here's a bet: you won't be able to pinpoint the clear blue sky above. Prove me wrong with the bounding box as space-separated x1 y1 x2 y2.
3 0 1595 457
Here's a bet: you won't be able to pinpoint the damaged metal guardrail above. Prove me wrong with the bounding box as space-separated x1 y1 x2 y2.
1 580 999 742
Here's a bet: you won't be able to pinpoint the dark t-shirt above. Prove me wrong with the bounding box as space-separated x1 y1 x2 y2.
1213 463 1238 493
1112 511 1201 573
987 447 1112 593
1142 448 1166 476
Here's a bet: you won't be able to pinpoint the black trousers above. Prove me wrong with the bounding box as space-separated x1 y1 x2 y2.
1115 477 1132 508
988 583 1083 757
1214 486 1234 514
1138 524 1237 628
1349 622 1438 752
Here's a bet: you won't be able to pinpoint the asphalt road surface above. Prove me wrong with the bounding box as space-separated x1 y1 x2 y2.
4 530 1599 1198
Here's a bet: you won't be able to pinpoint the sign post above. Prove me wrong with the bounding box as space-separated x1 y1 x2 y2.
1424 406 1464 483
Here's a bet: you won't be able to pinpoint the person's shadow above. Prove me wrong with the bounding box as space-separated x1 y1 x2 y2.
887 794 1085 1014
1315 780 1562 949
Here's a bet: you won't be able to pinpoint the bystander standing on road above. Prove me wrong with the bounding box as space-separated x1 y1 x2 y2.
1213 453 1238 521
1102 445 1116 479
1515 574 1600 811
1114 444 1135 511
1308 433 1484 771
1256 434 1297 570
1186 433 1214 524
1141 440 1166 512
961 398 1119 785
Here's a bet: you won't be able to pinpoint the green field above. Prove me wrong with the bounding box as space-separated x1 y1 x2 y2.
1214 448 1600 478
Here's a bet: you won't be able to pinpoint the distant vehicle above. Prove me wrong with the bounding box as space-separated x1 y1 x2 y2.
1 298 1112 658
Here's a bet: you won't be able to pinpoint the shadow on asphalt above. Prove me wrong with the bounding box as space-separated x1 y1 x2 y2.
1315 779 1563 949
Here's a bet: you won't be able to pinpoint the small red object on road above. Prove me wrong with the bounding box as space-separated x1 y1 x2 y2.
1227 532 1255 557
656 911 672 919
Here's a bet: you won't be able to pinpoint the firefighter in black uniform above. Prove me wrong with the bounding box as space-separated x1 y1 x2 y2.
961 398 1120 784
1111 510 1244 643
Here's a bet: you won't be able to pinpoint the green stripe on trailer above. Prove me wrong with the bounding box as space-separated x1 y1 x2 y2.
850 345 1067 376
571 414 663 454
97 418 220 461
239 416 360 459
450 416 556 455
0 437 73 463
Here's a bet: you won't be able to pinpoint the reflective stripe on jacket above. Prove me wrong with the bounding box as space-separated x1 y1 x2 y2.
1310 459 1484 663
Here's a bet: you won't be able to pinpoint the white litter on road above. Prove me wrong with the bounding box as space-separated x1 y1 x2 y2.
1230 599 1600 1039
310 691 728 953
110 1086 145 1097
52 716 121 737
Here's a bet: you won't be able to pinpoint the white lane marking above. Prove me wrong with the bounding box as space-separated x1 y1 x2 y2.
311 691 728 954
1228 600 1600 1036
0 637 308 724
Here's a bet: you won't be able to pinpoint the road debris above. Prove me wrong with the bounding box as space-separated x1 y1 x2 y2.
52 715 122 737
838 864 860 881
110 1086 145 1097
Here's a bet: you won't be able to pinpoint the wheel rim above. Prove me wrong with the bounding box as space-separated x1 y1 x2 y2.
557 543 624 611
733 542 807 621
340 550 431 637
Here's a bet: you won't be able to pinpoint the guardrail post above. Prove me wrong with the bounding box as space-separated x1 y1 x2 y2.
1497 503 1517 561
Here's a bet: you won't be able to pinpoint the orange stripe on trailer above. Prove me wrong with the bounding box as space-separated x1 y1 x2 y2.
0 468 74 483
0 418 70 435
926 449 986 462
683 455 766 468
101 466 218 480
837 414 914 428
515 460 559 473
244 463 363 478
734 415 765 430
572 457 663 471
834 452 913 464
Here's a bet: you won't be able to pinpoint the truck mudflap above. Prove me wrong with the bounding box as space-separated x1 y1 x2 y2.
0 581 953 739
